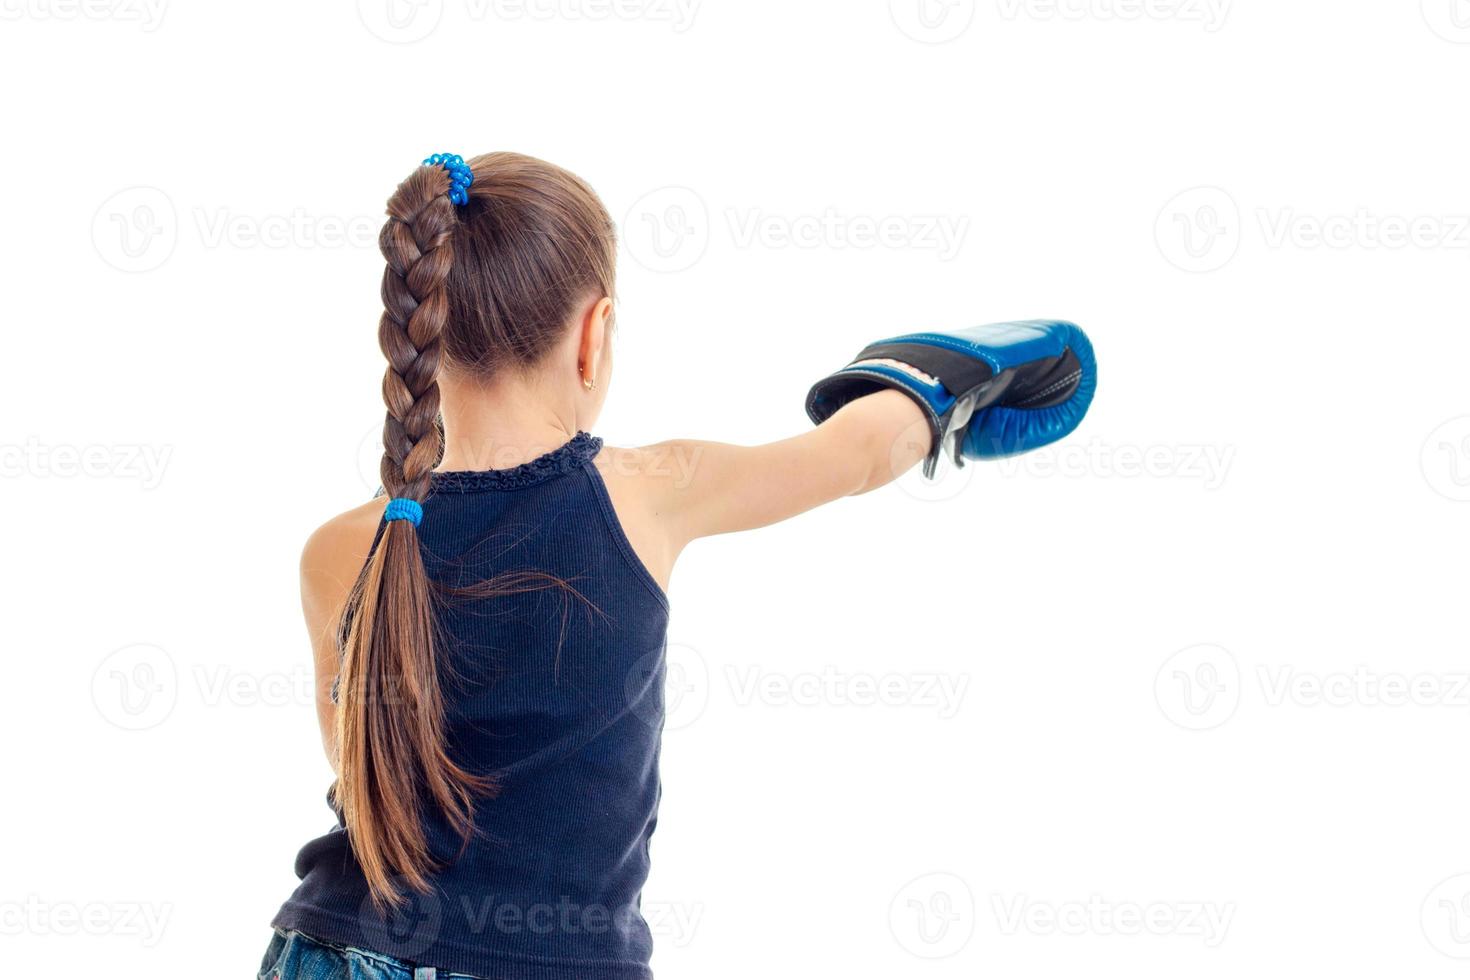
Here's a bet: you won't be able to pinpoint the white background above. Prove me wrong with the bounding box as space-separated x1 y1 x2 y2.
2 1 1468 977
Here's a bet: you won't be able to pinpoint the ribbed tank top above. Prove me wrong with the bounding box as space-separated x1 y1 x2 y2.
273 433 669 980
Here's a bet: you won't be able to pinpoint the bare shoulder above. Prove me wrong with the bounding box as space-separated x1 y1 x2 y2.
593 442 706 496
589 393 928 548
575 401 928 593
299 497 387 639
591 443 701 592
296 498 385 763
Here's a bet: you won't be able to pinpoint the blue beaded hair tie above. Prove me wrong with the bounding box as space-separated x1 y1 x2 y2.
384 497 423 527
423 152 473 206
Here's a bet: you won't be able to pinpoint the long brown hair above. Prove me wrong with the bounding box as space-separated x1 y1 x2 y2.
335 152 617 908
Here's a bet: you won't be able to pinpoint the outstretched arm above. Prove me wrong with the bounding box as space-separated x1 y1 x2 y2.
597 319 1095 587
673 389 931 540
600 389 931 570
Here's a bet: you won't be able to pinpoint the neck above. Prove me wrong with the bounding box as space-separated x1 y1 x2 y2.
436 368 582 471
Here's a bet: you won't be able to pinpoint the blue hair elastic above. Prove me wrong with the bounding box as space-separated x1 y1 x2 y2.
384 497 423 527
423 152 473 206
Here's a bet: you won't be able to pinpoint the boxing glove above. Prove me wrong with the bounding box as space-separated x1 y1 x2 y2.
805 319 1097 478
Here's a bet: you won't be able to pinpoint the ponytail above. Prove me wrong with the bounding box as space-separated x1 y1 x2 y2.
333 150 619 910
334 160 491 909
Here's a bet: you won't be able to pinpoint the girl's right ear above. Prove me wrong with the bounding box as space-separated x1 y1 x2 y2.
579 296 614 388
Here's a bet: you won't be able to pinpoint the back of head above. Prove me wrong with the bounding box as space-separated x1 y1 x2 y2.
340 151 617 908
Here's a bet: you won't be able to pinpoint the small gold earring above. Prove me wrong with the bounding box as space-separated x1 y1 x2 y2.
583 376 596 392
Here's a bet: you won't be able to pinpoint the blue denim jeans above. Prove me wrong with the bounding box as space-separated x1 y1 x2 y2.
258 930 487 980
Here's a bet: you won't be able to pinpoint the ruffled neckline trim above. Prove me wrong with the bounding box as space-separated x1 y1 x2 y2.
430 431 602 491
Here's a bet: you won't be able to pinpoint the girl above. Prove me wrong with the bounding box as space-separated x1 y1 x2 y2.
262 151 1093 980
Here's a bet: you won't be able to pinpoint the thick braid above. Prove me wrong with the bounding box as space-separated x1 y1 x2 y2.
336 162 488 909
339 151 617 910
377 166 457 501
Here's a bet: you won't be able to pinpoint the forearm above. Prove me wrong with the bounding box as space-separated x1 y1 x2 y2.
821 388 933 495
636 390 932 545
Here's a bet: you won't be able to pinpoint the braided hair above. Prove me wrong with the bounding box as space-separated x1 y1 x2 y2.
335 152 617 908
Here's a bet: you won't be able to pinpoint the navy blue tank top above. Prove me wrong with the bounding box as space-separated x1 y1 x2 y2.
273 433 669 980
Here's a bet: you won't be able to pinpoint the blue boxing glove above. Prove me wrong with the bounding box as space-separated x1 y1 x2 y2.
805 319 1097 478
